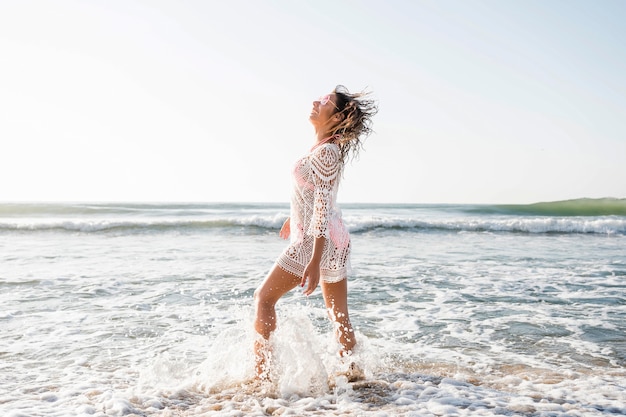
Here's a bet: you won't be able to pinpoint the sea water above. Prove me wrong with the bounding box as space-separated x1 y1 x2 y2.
1 200 625 416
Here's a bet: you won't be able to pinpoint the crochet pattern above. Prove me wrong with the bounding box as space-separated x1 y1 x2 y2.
277 143 351 283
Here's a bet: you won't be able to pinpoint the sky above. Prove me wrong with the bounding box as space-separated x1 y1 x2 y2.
1 0 625 204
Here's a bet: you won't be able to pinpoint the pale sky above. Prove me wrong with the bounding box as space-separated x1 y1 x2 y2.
1 0 625 204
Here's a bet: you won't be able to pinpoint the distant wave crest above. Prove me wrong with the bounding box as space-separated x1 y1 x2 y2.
1 215 624 235
0 216 286 233
1 200 624 235
344 216 626 235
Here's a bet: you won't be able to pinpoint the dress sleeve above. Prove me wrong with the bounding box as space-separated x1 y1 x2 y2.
308 144 341 239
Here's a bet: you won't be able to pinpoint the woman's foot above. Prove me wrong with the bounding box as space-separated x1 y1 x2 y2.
343 361 365 382
328 361 365 388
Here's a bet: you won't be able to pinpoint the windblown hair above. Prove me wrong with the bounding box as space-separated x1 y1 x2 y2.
330 85 378 163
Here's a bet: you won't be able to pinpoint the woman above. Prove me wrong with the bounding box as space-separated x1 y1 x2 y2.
253 85 377 380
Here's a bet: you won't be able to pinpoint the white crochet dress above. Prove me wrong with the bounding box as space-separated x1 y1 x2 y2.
276 143 351 283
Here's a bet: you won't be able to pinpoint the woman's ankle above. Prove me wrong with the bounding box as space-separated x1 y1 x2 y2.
254 337 272 380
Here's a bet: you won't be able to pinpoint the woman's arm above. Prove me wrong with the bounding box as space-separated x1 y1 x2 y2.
308 145 340 239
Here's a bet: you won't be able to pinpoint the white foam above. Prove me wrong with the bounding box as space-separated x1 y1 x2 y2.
2 210 625 234
343 214 626 235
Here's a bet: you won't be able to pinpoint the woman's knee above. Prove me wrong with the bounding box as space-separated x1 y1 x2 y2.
254 287 269 308
254 284 280 312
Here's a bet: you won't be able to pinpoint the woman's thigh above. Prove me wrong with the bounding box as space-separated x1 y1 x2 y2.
255 264 301 305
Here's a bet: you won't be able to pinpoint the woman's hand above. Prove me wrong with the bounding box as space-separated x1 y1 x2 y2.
301 236 325 296
279 217 290 240
301 260 321 296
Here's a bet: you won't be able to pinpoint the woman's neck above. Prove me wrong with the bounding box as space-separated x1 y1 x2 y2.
311 133 338 151
315 127 332 140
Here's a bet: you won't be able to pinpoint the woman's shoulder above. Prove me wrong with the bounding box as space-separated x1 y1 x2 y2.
310 142 341 159
309 143 342 173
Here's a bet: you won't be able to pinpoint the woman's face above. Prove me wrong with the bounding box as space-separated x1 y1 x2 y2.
309 93 339 128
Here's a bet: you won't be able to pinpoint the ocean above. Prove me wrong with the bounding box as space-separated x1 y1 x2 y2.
1 199 625 416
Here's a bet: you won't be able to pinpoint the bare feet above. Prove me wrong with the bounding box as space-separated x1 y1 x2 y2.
328 361 365 388
344 362 365 382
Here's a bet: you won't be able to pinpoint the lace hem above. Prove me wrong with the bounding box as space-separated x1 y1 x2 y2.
275 253 349 283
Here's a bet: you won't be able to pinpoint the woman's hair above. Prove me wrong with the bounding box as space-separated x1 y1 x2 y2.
330 85 378 163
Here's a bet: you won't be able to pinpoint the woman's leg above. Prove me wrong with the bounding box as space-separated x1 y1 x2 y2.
253 264 300 378
321 278 356 356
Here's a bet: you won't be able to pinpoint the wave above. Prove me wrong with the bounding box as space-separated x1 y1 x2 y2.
1 200 625 235
0 216 286 233
344 216 626 235
1 215 624 235
472 198 626 217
